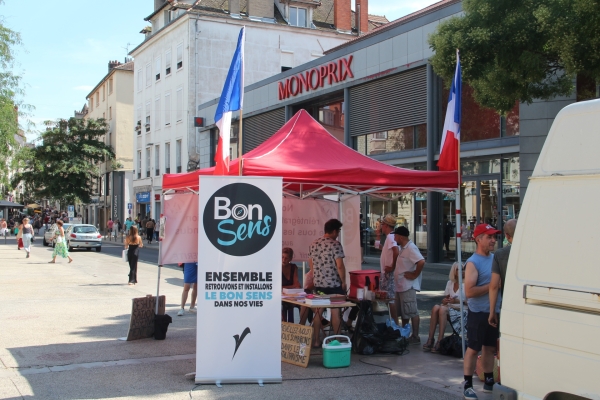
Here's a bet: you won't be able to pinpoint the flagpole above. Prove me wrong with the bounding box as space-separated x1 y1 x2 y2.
238 110 243 176
453 48 465 359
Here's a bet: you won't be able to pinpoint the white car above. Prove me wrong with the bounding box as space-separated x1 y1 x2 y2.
65 224 102 252
43 223 72 247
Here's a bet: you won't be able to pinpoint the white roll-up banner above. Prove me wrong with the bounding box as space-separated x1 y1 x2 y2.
196 176 282 384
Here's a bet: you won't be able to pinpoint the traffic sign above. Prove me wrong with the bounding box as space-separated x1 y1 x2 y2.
127 203 133 210
68 205 74 212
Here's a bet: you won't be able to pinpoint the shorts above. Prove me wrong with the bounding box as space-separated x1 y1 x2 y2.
380 271 395 299
395 289 419 319
466 311 499 352
183 262 198 284
313 286 345 295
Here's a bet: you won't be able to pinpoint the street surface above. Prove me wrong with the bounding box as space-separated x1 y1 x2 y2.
0 233 490 399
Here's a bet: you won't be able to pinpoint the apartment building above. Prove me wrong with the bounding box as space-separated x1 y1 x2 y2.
84 60 134 229
129 0 382 220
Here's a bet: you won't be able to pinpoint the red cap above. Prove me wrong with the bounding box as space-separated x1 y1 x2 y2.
473 223 501 237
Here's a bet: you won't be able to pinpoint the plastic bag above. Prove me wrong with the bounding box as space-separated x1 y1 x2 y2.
353 300 383 355
386 318 411 338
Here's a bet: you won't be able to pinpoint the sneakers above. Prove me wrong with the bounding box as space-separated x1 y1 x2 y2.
189 306 197 312
408 336 421 345
177 308 184 316
483 380 495 393
463 386 478 400
26 252 29 258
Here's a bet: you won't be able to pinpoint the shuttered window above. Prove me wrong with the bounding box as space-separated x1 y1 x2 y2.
242 108 286 153
349 66 427 136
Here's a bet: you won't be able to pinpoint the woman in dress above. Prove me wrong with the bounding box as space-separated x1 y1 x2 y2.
423 262 467 353
124 225 143 285
49 220 73 263
20 217 34 258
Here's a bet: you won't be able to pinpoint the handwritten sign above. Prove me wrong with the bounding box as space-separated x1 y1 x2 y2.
281 322 313 367
126 294 166 341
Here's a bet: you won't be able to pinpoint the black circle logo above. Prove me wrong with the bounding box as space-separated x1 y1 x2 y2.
203 183 277 256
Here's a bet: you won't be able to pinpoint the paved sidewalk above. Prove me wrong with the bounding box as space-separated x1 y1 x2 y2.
0 242 492 399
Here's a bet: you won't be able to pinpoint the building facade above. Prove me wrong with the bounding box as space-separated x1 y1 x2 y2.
85 60 135 230
195 0 580 262
129 0 386 220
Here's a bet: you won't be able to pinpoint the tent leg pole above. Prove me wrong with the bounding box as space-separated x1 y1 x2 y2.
155 237 162 314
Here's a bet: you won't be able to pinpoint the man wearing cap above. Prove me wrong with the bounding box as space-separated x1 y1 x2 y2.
376 214 399 324
462 223 502 399
394 226 425 345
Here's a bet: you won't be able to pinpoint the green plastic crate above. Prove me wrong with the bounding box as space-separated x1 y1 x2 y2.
322 335 351 368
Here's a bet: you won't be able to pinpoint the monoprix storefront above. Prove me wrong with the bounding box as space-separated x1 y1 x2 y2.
194 0 575 262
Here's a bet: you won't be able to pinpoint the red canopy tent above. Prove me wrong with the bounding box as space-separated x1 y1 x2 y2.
162 109 457 196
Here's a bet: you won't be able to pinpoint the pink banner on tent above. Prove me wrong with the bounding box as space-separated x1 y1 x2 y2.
161 193 198 264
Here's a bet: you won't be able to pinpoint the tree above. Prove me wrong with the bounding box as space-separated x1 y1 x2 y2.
0 2 32 189
428 0 600 114
12 118 115 204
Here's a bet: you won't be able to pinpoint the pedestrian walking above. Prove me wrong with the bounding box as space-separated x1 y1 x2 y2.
15 223 23 250
153 219 160 242
462 223 502 399
113 218 121 239
49 220 73 263
125 217 134 235
145 219 155 244
19 217 34 258
124 225 143 285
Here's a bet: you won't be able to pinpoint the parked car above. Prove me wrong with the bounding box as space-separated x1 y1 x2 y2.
43 223 72 247
65 224 102 252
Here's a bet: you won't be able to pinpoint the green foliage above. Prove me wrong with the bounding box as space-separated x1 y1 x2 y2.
12 118 115 204
0 2 33 188
429 0 600 114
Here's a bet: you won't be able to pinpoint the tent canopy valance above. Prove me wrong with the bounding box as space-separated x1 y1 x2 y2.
0 200 24 208
162 110 458 197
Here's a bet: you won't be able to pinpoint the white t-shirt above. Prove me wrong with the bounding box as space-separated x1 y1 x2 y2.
443 280 466 310
394 240 425 292
379 233 397 274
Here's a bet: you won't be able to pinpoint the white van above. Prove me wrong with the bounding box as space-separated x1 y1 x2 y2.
497 99 600 399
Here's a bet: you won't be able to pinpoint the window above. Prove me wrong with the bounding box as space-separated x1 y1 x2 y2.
352 124 427 155
95 92 99 107
289 6 307 27
165 142 171 173
155 145 160 176
137 69 142 92
102 85 105 101
176 43 183 70
109 106 112 120
155 97 161 129
176 140 182 173
102 112 105 119
176 88 183 122
89 98 93 112
146 148 151 178
155 56 161 81
108 78 113 94
145 63 151 87
137 151 142 179
165 49 172 75
145 101 151 132
164 93 171 125
164 10 172 25
136 105 142 134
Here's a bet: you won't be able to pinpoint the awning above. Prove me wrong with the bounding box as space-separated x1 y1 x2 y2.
0 200 25 208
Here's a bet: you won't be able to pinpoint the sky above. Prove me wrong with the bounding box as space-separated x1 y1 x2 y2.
3 0 442 141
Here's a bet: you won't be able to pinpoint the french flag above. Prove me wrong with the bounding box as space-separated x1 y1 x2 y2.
214 27 245 175
437 52 461 172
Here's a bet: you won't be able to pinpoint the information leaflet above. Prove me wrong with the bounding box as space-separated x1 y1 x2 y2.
196 176 282 384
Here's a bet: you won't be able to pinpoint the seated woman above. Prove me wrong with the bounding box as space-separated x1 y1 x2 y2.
423 262 467 353
282 247 300 322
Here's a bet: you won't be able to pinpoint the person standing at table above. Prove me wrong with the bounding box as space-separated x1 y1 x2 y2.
394 226 425 345
308 218 346 348
376 214 399 324
124 226 143 285
178 262 198 316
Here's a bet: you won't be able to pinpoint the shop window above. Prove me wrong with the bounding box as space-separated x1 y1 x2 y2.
462 159 501 176
352 123 427 155
165 49 172 76
502 156 520 221
317 100 344 142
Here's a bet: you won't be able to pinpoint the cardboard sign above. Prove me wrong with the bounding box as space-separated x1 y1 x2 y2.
126 295 166 341
281 322 313 368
